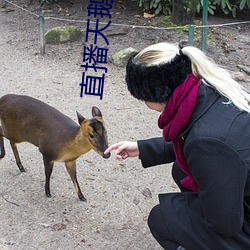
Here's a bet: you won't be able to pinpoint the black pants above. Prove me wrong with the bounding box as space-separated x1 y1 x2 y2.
148 162 188 250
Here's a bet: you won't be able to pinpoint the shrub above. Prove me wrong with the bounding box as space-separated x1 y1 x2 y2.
136 0 172 15
135 0 250 18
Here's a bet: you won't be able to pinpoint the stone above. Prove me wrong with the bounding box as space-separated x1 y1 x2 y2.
112 47 138 67
231 71 247 82
142 187 152 198
45 26 82 44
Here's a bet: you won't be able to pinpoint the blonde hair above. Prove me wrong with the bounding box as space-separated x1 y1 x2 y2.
134 42 250 113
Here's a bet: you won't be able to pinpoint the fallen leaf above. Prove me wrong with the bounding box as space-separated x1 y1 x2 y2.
143 12 155 18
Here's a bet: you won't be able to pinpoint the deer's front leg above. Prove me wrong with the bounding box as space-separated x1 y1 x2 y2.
65 160 86 202
43 155 54 198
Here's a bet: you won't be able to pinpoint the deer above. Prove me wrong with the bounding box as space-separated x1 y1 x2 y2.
0 94 111 201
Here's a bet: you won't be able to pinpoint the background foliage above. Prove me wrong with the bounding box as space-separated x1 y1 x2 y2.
136 0 250 17
38 0 250 19
136 0 172 15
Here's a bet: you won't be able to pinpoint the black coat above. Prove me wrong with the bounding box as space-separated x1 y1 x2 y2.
138 84 250 250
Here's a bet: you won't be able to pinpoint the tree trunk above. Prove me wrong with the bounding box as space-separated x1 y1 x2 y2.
171 0 198 25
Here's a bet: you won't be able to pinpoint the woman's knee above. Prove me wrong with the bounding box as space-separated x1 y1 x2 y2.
148 205 179 249
148 204 161 233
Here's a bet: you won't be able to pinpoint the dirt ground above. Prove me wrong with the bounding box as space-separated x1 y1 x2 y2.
0 1 249 249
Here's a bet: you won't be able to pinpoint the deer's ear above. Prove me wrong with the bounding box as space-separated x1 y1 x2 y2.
92 106 102 118
76 111 85 125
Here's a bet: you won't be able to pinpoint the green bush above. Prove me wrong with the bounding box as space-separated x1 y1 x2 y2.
196 0 216 15
136 0 172 15
135 0 250 18
212 0 250 17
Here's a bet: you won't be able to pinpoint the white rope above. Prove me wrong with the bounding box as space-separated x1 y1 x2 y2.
196 20 250 28
45 16 189 30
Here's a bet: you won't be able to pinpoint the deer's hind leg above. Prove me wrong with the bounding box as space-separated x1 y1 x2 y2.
0 126 5 159
65 161 86 202
10 141 26 172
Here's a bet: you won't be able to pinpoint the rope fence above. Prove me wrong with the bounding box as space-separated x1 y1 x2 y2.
3 0 250 55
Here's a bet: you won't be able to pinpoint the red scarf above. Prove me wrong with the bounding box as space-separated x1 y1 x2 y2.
158 73 201 194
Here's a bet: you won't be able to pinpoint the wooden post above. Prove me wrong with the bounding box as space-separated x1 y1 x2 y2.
188 25 195 46
202 0 208 51
39 11 45 55
0 0 5 8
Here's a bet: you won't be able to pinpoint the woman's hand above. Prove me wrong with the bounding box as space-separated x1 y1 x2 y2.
104 141 139 160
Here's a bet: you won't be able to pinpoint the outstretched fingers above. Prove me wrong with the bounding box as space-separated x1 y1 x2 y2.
104 141 127 155
104 141 139 160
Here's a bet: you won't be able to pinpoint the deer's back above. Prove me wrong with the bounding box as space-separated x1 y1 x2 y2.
0 94 79 148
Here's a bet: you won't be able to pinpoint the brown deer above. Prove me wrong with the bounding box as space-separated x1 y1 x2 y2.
0 94 110 201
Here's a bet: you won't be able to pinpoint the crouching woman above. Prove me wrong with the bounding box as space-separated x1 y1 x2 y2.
105 42 250 250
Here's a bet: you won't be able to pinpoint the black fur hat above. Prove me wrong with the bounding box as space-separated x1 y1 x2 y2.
125 52 192 103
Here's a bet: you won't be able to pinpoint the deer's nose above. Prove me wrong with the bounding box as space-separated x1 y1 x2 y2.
103 152 111 159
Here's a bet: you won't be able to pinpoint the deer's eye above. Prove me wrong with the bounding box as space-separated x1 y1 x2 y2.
89 133 94 139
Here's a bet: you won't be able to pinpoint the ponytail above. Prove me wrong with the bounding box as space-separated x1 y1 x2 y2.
182 46 250 112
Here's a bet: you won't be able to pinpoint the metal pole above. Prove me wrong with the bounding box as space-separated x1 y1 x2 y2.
0 0 5 8
202 0 208 51
188 25 195 46
39 11 45 55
